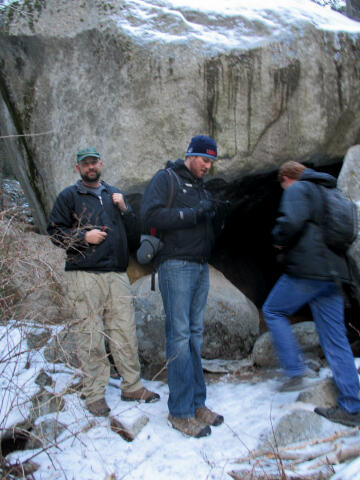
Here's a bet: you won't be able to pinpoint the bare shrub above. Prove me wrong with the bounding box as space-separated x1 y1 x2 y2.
0 213 73 476
0 215 69 327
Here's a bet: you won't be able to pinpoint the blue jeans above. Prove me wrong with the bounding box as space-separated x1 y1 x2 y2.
158 259 209 418
263 274 360 413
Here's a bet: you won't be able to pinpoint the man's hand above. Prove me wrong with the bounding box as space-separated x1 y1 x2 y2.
195 199 214 221
273 245 284 250
112 193 127 212
85 229 107 245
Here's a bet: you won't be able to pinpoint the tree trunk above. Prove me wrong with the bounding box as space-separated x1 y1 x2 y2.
347 0 360 20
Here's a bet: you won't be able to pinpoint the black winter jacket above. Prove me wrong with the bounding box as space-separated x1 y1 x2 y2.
140 159 226 265
47 180 138 272
273 168 350 282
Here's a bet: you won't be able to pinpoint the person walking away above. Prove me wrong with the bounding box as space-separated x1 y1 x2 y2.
262 161 360 427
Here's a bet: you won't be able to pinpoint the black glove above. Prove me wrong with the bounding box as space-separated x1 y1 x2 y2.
195 199 214 221
215 200 231 217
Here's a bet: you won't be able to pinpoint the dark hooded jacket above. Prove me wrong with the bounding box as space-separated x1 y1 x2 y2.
273 168 350 282
140 159 226 265
47 180 138 272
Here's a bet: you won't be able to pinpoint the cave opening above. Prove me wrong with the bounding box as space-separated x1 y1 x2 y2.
209 167 282 309
207 160 360 346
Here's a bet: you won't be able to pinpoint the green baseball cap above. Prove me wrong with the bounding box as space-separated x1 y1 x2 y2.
76 147 100 163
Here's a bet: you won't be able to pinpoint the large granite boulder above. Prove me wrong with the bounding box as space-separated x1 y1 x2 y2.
0 1 360 231
133 266 259 370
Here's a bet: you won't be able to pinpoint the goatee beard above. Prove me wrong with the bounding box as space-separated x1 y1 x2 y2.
80 171 101 184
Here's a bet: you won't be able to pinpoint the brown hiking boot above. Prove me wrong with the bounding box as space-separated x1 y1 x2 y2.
121 387 160 403
86 398 110 417
195 406 224 426
168 415 211 438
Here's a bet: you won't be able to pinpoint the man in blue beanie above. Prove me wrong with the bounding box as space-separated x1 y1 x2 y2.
140 135 228 437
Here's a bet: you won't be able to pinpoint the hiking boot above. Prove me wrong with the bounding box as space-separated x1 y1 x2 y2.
86 398 110 417
168 415 211 438
278 375 306 392
195 406 224 426
121 387 160 403
314 405 360 427
278 369 316 392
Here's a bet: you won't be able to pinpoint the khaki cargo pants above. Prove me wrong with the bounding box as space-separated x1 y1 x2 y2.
66 270 142 403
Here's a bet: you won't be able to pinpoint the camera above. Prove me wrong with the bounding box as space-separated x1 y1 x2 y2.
136 235 164 264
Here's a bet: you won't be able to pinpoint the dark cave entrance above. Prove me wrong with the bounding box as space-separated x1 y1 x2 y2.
207 161 360 347
209 167 282 309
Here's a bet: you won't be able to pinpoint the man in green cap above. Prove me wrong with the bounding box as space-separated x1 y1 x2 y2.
47 147 159 416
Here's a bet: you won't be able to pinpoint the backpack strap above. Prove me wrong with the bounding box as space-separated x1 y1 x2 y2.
165 168 176 208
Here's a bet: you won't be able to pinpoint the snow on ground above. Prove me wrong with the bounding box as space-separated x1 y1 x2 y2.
2 322 360 480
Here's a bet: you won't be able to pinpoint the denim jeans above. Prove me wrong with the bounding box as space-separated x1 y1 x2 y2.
158 259 209 418
263 274 360 413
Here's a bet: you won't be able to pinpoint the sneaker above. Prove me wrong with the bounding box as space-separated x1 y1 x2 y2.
121 387 160 403
314 405 360 427
86 398 110 417
168 415 211 438
195 406 224 426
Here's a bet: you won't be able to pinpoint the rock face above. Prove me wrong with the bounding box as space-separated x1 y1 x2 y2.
133 266 259 371
347 0 360 20
337 145 360 306
0 0 360 231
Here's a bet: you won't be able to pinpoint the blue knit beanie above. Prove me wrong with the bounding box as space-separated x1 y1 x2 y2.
185 135 217 160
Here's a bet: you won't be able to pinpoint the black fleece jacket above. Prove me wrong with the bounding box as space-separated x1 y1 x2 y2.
47 180 138 272
273 168 350 282
140 159 226 265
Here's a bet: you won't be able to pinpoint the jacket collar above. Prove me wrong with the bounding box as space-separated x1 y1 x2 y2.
173 159 204 185
75 179 110 194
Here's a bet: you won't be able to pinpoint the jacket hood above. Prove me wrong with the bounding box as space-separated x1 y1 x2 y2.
165 160 177 169
300 168 337 188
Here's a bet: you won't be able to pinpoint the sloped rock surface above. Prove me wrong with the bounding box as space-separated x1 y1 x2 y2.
0 1 360 230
